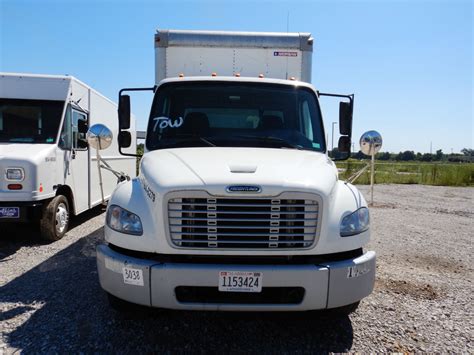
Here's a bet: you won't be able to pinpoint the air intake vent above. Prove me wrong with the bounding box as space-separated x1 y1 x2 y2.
167 192 320 249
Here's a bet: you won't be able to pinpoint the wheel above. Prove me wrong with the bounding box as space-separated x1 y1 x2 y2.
39 195 70 241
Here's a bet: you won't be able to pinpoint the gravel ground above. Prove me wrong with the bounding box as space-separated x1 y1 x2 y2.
1 184 473 353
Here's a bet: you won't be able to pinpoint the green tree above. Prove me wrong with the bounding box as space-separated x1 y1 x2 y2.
420 153 433 162
461 148 474 156
401 150 416 161
377 152 391 160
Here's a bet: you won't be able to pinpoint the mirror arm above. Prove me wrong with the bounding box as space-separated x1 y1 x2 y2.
317 92 354 105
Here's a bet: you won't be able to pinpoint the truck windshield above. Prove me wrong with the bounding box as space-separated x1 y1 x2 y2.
146 82 326 152
0 99 64 144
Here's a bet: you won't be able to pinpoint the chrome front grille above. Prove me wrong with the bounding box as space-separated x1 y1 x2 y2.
167 193 320 249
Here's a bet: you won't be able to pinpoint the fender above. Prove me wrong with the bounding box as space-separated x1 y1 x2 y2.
105 178 163 252
315 181 370 254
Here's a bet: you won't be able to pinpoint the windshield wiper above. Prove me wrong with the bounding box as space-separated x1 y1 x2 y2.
166 134 216 147
229 134 303 150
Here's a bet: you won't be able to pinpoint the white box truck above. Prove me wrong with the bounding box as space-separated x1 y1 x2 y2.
0 73 136 241
96 30 375 314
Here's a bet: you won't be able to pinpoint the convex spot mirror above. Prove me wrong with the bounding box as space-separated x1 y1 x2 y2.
360 130 383 156
87 124 113 150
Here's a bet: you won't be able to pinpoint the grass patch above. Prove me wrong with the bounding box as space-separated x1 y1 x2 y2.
337 161 474 186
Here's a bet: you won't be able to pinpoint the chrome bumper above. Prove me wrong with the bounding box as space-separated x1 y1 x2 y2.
96 244 375 311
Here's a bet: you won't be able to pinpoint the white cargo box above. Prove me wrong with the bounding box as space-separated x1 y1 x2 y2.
154 29 314 84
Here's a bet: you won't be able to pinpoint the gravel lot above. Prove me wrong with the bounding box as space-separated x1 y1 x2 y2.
1 184 473 353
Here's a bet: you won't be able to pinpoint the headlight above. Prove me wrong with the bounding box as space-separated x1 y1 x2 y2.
340 207 370 237
106 205 143 235
5 168 24 181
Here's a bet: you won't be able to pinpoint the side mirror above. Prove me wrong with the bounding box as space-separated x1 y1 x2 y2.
118 131 132 148
86 124 113 150
78 118 88 134
338 135 351 153
330 136 351 160
339 101 352 136
77 139 88 149
118 95 131 130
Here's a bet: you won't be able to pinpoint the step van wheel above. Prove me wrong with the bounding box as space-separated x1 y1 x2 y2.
40 195 70 241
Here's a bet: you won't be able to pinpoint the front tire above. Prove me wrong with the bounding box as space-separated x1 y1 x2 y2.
39 195 70 241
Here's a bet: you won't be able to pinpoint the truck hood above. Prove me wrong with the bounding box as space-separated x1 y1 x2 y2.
140 147 338 198
0 144 58 200
0 143 56 162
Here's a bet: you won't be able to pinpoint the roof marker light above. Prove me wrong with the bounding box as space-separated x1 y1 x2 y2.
290 77 296 81
235 73 241 77
258 74 264 78
211 72 217 77
178 73 184 78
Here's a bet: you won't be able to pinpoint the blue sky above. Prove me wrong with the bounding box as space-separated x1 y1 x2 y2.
1 0 472 153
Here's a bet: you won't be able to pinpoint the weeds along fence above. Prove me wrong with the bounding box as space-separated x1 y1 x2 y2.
336 161 474 186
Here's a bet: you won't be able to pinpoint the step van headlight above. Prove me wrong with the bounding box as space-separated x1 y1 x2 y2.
340 207 370 237
5 168 25 181
106 205 143 235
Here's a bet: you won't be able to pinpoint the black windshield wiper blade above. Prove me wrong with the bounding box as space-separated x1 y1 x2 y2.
229 134 303 150
168 134 216 147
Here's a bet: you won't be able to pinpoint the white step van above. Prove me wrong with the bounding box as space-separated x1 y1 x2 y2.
96 30 375 314
0 73 136 241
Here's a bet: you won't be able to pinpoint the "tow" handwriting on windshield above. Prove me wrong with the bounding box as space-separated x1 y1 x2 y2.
152 116 184 131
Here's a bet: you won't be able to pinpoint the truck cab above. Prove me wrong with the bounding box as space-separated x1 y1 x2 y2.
96 30 375 313
0 73 136 240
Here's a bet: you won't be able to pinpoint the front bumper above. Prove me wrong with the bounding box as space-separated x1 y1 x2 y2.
0 201 43 223
96 244 376 311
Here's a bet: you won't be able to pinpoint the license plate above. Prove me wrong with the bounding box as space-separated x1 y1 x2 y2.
122 266 144 286
218 271 263 293
0 207 20 218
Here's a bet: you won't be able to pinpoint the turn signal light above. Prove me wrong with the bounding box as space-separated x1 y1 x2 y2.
8 184 23 190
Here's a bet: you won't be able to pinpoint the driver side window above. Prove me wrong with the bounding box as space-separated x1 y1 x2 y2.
59 105 72 150
72 110 88 150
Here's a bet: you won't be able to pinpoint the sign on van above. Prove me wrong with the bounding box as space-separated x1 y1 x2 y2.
273 51 298 57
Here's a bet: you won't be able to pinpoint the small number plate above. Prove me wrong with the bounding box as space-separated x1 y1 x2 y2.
122 266 144 286
219 271 263 293
0 207 20 218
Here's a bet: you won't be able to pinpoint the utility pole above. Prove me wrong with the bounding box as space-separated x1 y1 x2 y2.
331 122 338 152
430 141 432 154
